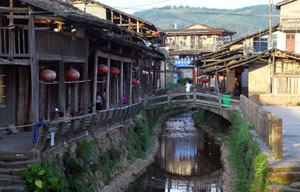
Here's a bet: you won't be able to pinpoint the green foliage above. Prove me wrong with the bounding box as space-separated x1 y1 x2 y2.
22 162 61 192
226 111 269 192
124 111 152 160
98 149 122 185
251 153 269 192
75 139 95 163
133 5 280 38
63 148 89 179
296 101 300 106
177 78 193 85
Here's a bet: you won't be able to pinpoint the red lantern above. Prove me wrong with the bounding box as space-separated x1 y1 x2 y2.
40 69 56 82
155 66 159 70
132 79 137 85
98 64 108 74
210 75 214 78
202 79 209 83
237 69 244 73
110 67 120 76
66 69 80 81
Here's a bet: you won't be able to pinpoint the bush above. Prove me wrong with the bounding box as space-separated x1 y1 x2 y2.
124 111 152 160
75 139 95 163
22 162 61 192
227 112 269 192
63 148 90 192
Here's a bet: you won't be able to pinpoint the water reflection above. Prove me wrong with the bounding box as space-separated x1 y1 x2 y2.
127 112 222 192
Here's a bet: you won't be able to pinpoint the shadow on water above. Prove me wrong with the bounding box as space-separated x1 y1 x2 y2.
127 111 223 192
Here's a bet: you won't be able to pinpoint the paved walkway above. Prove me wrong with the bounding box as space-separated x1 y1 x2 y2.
0 132 34 153
262 106 300 168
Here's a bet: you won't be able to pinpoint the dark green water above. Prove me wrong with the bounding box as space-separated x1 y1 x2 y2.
126 112 223 192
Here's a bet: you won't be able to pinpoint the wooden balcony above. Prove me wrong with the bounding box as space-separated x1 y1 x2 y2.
36 30 88 60
0 27 29 57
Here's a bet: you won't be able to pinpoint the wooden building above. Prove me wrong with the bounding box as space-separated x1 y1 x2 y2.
194 25 300 105
161 23 235 79
0 0 164 129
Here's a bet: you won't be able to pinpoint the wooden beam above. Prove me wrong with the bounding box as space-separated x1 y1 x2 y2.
29 7 39 123
92 51 98 113
58 59 66 117
120 60 124 107
96 51 134 63
129 62 133 105
83 40 89 114
106 58 111 109
0 6 28 13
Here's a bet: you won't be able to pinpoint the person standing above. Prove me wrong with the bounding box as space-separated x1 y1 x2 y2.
96 92 103 110
185 81 191 99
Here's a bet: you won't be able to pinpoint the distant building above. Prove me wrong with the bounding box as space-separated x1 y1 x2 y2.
161 24 236 80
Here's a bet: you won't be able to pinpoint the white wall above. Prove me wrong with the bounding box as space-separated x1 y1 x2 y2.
296 34 300 54
275 31 286 51
242 69 249 88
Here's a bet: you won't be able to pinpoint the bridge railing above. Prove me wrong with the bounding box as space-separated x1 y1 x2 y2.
146 90 240 110
240 95 282 159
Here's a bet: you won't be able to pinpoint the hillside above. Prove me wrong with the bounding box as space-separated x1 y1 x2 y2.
133 5 280 38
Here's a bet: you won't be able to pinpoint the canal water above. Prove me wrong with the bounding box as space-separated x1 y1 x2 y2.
127 112 223 192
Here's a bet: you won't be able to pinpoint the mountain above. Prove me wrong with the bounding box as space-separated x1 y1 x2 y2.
133 5 280 38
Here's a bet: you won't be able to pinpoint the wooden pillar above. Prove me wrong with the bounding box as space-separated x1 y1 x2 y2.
83 40 89 114
137 21 140 33
164 61 167 88
120 60 124 107
215 71 219 95
129 62 133 105
9 0 15 56
58 60 65 115
192 67 195 85
106 58 111 109
92 51 98 113
29 7 39 123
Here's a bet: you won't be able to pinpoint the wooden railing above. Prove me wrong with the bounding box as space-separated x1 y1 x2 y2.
240 95 282 159
36 102 142 151
146 90 240 110
0 27 29 56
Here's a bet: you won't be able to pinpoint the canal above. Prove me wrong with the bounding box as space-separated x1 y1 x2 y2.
127 112 223 192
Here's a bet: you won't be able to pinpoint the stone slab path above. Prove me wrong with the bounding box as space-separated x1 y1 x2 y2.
262 106 300 168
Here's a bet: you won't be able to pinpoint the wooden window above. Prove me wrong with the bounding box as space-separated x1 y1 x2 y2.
0 66 6 106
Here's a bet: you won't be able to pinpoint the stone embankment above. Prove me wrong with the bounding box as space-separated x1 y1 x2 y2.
100 114 163 192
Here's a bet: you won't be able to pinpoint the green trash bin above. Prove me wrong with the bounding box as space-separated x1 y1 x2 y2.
221 95 231 107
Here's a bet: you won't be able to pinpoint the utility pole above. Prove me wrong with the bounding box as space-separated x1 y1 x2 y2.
268 0 273 49
268 0 273 94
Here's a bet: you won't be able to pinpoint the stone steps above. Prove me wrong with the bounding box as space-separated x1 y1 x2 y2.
0 185 26 192
267 185 300 192
0 168 27 176
0 150 40 191
0 150 38 162
268 171 300 184
0 159 40 169
0 177 25 186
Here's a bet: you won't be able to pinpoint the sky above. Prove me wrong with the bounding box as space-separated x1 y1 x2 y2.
96 0 283 13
